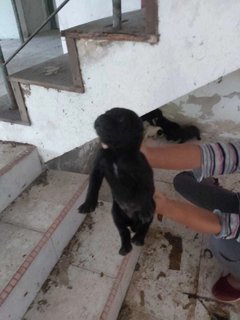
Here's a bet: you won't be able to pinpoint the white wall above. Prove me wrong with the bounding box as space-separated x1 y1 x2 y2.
56 0 141 30
55 0 141 52
0 0 19 39
161 71 240 142
0 69 238 163
0 0 240 162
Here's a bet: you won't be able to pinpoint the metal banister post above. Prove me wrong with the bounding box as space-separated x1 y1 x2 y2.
11 0 24 44
0 45 17 109
112 0 122 31
3 0 71 67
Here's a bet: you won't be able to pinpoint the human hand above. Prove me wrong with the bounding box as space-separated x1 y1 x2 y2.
153 191 167 221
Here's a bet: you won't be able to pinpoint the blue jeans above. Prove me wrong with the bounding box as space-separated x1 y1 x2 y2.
173 171 240 279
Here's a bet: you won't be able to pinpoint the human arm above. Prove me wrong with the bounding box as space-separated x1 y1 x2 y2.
141 142 240 179
140 143 202 170
154 192 240 241
141 141 240 237
154 192 221 235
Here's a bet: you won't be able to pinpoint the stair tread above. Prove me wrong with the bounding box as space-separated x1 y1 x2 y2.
23 201 140 320
62 10 145 36
0 95 22 123
0 169 88 294
0 141 30 172
0 223 43 292
9 54 82 93
62 9 158 43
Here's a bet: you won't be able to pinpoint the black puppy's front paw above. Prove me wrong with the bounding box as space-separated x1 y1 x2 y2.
78 201 97 214
119 243 132 256
131 234 144 246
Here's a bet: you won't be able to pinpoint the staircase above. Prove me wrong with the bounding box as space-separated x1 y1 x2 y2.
1 139 239 319
0 142 144 320
0 141 89 319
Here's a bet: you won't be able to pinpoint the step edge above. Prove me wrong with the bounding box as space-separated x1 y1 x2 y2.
9 77 84 94
0 145 36 178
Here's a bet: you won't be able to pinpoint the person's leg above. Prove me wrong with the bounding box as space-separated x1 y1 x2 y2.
173 171 240 302
210 236 240 302
173 171 240 212
210 237 240 281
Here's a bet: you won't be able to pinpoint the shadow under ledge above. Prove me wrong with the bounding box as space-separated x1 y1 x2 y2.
0 95 30 125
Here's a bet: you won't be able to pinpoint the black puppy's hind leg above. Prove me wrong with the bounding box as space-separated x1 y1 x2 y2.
112 202 132 256
132 222 152 246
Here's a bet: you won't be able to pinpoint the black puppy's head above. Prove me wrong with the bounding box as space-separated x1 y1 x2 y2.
94 108 143 151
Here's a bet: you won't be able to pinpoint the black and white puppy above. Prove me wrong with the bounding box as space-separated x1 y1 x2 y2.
78 108 155 255
142 108 201 143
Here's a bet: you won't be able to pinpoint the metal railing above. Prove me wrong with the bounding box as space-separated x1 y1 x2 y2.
112 0 122 31
0 46 17 109
1 0 122 109
0 0 71 109
3 0 71 67
11 0 24 44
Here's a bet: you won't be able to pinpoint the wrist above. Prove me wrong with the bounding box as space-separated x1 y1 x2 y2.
154 192 168 214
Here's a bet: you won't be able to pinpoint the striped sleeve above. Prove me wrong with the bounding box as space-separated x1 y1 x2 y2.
193 142 240 181
214 209 240 242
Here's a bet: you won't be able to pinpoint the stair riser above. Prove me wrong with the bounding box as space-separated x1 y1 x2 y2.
0 147 42 214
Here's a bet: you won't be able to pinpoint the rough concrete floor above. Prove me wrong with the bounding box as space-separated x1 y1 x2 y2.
117 138 240 320
0 30 63 98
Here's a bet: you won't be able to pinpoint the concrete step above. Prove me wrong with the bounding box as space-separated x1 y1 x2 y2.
0 141 42 214
9 54 83 93
23 201 141 320
22 171 240 320
62 10 158 44
0 170 89 320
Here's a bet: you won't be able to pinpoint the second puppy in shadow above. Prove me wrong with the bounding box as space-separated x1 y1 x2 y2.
141 108 201 143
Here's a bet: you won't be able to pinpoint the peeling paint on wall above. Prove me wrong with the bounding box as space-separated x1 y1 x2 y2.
223 92 240 100
161 73 240 142
186 94 221 109
22 84 31 98
77 39 112 65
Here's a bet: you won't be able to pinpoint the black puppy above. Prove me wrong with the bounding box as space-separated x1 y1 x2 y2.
78 108 155 255
142 108 201 143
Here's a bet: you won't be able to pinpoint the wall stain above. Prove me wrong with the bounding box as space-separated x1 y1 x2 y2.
187 94 221 109
161 97 240 139
164 232 183 270
223 91 240 99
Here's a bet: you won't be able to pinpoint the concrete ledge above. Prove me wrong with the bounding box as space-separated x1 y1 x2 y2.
10 55 84 93
0 142 42 214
